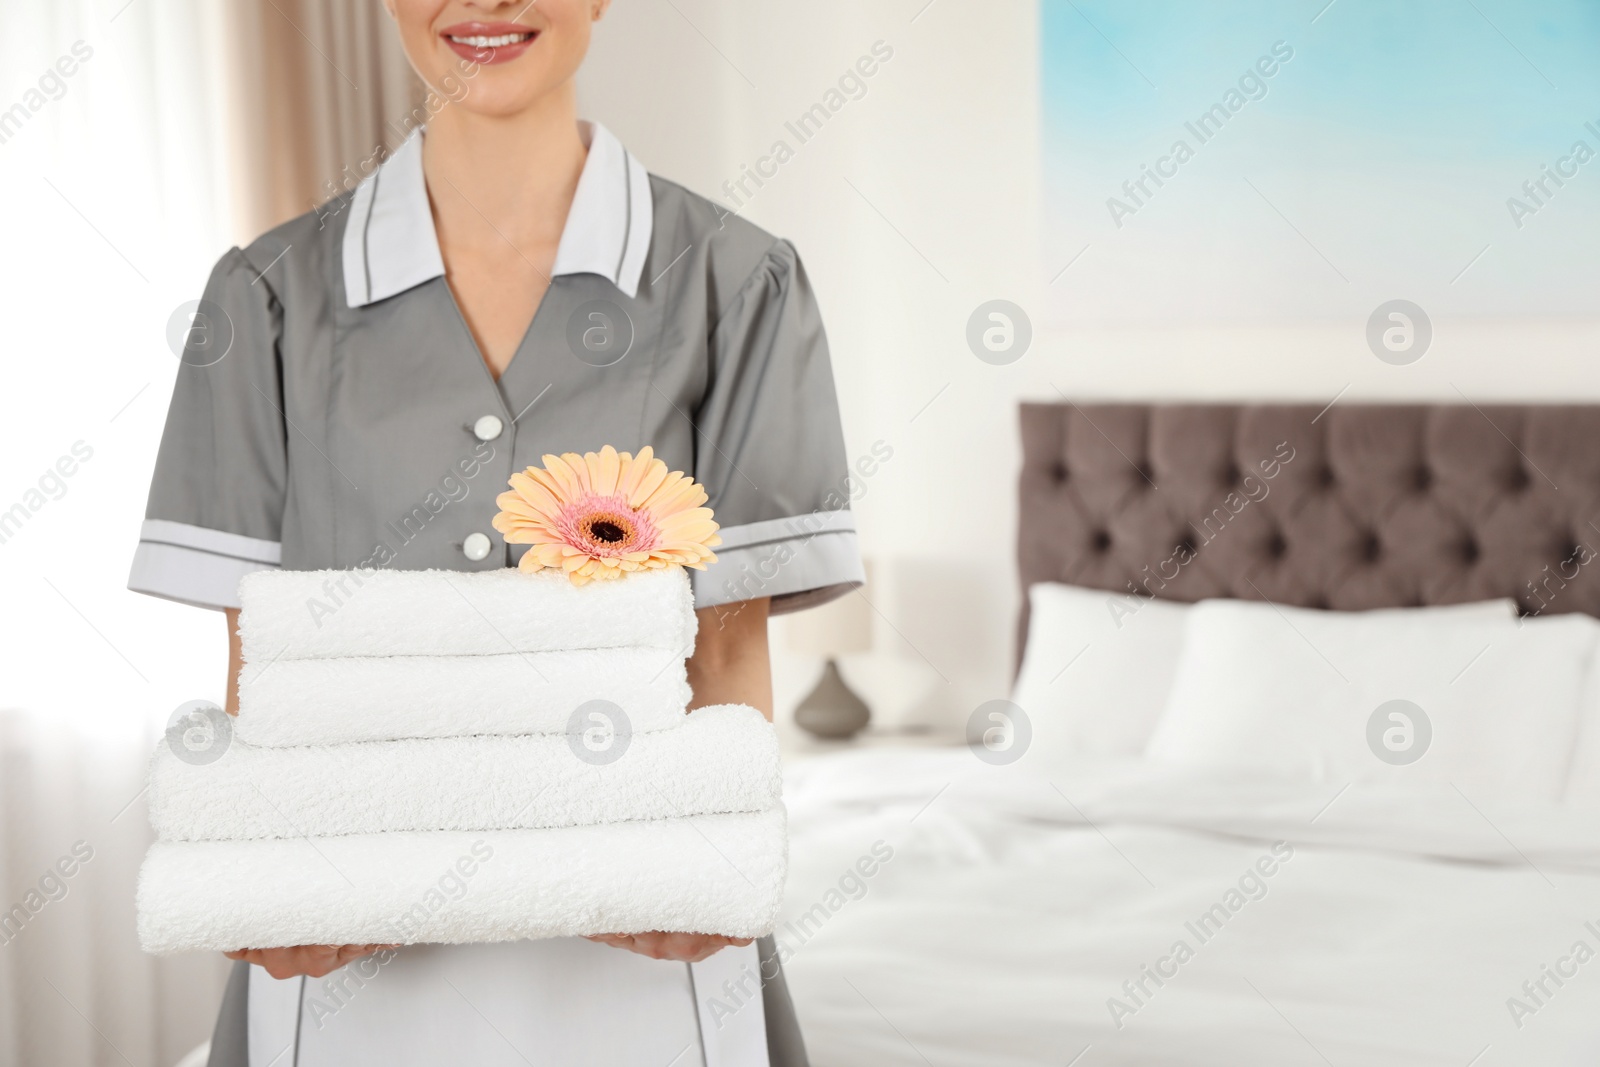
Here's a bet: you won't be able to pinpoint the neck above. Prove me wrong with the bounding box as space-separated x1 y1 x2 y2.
421 82 587 246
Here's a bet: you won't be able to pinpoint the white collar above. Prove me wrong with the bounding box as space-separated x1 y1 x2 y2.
341 120 653 308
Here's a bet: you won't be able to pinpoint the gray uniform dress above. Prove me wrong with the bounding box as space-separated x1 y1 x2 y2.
129 122 861 1067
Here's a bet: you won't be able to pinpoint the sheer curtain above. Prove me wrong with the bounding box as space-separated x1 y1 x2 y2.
0 2 413 1065
223 0 420 237
0 1 236 1062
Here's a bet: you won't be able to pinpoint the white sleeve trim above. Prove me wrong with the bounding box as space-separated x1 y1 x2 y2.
712 509 855 550
128 519 281 611
692 511 864 614
139 519 281 562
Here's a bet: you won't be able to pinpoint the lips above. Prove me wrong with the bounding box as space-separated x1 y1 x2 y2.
439 21 539 64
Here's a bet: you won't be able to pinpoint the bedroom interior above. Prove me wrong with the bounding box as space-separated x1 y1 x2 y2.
2 1 1598 1065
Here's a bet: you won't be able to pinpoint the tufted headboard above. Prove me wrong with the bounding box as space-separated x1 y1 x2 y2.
1017 403 1600 660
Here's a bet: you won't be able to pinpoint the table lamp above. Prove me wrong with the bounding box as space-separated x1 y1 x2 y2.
786 563 874 738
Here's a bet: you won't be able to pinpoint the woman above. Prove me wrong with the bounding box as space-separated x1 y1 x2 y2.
127 1 862 1063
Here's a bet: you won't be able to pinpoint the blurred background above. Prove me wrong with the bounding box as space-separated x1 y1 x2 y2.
0 0 1596 1063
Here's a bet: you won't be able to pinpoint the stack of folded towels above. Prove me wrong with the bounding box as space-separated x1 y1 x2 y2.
136 566 785 955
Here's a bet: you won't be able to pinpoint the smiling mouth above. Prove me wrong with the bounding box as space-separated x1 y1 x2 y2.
446 31 536 48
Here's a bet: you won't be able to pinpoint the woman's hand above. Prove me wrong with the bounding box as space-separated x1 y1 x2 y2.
224 944 399 979
584 932 752 963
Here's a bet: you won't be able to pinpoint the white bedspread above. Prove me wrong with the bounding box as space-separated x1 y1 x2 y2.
780 748 1600 1066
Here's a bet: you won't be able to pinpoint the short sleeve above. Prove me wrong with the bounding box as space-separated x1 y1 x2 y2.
692 239 865 615
127 248 286 611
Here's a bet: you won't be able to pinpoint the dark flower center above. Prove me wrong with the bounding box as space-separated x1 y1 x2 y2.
590 520 626 544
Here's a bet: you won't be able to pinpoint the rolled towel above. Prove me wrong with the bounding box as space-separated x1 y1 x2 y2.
150 704 778 841
237 566 696 663
137 808 787 953
236 647 692 745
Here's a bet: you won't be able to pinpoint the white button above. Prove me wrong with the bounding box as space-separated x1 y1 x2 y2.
473 414 504 441
462 532 493 561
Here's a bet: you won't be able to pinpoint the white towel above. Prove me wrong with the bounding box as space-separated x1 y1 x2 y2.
136 808 786 953
236 647 692 745
149 705 778 841
238 566 697 662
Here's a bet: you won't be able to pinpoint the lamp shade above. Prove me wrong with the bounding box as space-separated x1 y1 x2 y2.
785 560 873 657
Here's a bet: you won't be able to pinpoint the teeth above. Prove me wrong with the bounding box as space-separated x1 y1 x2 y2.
449 32 531 48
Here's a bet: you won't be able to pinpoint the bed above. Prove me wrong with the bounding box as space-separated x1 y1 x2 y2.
779 403 1600 1066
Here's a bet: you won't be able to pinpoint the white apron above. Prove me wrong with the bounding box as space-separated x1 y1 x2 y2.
245 939 769 1067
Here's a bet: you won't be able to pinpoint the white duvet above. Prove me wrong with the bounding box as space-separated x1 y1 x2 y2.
779 748 1600 1066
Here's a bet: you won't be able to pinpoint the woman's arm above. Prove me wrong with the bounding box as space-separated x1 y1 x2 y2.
686 598 773 718
223 608 242 716
587 596 773 962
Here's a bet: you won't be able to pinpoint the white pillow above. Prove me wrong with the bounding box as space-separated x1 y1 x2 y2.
1559 646 1600 804
1145 599 1597 801
1011 584 1519 773
1011 583 1191 767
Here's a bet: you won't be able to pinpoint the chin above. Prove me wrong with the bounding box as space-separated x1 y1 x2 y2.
446 81 559 119
428 43 574 117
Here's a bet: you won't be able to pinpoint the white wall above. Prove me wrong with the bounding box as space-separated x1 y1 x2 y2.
580 0 1047 730
579 0 1600 733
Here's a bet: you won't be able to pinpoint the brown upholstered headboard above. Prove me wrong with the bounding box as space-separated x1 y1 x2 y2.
1017 403 1600 658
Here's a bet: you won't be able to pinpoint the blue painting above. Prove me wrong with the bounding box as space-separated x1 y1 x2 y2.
1040 0 1600 323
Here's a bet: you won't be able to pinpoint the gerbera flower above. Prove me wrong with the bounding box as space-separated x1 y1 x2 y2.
492 445 721 585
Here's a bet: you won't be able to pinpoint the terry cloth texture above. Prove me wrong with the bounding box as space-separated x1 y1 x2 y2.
140 565 787 958
236 647 692 745
237 566 697 662
137 808 787 953
150 704 779 841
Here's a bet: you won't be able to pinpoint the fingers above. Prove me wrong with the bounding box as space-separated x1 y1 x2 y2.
590 932 669 958
594 932 749 962
323 943 397 975
665 934 714 963
685 936 739 963
220 944 399 980
233 935 748 971
264 952 313 980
